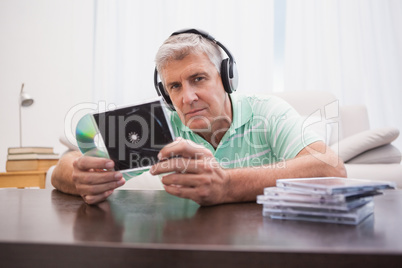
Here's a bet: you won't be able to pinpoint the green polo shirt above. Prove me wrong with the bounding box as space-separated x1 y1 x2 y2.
169 93 322 169
123 93 322 180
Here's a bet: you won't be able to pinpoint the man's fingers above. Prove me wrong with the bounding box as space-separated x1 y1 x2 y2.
163 184 212 205
161 173 205 188
73 169 123 185
159 138 212 160
163 184 196 199
82 189 115 205
151 157 218 175
69 155 125 205
151 138 217 176
74 156 115 171
77 177 125 196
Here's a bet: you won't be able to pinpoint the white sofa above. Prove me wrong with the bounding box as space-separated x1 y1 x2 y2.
48 91 402 189
273 91 402 187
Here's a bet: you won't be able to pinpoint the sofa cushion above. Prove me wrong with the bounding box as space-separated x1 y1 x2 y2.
347 144 401 164
331 127 400 162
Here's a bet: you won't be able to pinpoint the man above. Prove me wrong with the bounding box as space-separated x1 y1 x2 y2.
52 30 346 206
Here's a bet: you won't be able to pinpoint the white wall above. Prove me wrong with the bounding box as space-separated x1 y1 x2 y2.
0 0 94 171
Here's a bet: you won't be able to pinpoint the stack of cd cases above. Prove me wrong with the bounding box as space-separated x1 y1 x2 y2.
257 177 396 225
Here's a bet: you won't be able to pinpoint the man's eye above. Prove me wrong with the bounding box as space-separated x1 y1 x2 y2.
170 84 180 90
194 77 204 82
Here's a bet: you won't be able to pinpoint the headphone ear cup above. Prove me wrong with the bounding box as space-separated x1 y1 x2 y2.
229 60 238 93
158 82 175 111
220 59 232 94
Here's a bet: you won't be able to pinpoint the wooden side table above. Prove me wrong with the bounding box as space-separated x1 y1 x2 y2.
0 171 46 189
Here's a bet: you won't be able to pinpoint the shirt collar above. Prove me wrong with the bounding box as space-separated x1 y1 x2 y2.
229 93 252 134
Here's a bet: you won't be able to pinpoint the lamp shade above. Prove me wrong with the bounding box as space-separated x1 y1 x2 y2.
20 92 34 107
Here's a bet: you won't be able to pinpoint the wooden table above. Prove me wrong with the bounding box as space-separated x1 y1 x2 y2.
0 188 402 267
0 170 46 189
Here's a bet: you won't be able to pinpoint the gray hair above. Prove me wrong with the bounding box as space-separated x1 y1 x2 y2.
155 33 223 83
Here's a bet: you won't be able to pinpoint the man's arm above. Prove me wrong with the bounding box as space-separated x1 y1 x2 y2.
51 151 125 204
223 141 346 204
150 138 346 206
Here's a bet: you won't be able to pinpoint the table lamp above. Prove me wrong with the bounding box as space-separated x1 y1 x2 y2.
19 83 34 147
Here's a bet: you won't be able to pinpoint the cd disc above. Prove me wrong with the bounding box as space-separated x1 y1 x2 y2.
75 113 109 158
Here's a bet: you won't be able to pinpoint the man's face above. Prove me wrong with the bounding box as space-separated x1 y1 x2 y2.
161 53 232 133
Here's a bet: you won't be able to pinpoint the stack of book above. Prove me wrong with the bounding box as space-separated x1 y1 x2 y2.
257 177 395 225
6 147 59 172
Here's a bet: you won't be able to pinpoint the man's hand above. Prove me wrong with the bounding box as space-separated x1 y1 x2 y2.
72 156 125 204
150 138 230 206
71 155 125 205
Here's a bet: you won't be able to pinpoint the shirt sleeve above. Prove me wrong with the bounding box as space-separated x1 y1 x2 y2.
255 95 324 160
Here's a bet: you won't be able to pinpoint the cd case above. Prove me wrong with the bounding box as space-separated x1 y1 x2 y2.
257 195 373 211
276 177 396 195
262 187 382 205
265 201 374 225
76 97 175 172
257 177 395 225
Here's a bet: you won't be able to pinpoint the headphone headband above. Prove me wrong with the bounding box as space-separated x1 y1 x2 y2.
154 28 238 110
171 28 214 39
171 29 237 68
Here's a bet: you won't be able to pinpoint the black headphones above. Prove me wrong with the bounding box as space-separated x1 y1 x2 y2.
154 29 238 110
